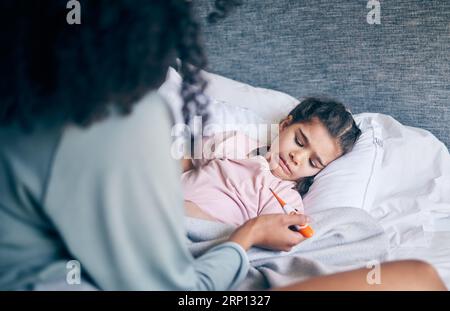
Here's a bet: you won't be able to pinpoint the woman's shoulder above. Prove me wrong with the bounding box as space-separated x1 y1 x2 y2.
46 90 181 170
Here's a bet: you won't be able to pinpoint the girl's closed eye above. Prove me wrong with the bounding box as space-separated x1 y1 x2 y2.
295 136 304 147
294 136 317 168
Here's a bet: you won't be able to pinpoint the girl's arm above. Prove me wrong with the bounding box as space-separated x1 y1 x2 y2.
184 200 217 221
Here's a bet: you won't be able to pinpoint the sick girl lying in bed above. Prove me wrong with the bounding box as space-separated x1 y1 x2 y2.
181 97 362 228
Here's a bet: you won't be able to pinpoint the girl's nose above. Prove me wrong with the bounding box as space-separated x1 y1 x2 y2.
289 152 307 166
290 151 302 166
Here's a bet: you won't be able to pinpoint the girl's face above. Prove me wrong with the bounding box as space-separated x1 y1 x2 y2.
266 116 342 181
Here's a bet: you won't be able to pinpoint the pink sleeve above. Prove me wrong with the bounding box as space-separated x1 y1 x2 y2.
192 131 261 168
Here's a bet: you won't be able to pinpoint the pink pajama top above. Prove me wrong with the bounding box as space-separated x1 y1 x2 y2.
181 131 304 226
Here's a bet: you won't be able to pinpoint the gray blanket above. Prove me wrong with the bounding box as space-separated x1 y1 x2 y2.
185 207 389 290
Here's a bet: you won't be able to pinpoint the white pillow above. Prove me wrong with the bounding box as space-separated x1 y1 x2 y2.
158 67 298 126
202 70 299 123
158 67 383 212
158 67 270 139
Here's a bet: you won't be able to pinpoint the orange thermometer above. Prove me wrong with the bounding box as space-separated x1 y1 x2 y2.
269 188 314 238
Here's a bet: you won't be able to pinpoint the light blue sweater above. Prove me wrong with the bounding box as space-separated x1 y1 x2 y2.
0 91 249 290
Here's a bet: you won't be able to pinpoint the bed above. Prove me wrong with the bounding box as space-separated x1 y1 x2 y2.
182 0 450 288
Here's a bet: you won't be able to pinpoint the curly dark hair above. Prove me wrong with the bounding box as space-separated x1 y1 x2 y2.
288 97 362 196
0 0 223 130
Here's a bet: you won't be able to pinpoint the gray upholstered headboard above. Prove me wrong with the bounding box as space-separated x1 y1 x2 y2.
193 0 450 150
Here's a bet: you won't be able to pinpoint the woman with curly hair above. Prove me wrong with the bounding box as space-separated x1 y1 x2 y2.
0 0 310 291
0 1 445 291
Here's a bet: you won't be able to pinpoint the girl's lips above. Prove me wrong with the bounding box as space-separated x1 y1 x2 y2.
279 156 291 175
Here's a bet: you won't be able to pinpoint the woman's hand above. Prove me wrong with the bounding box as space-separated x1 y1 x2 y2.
228 213 309 252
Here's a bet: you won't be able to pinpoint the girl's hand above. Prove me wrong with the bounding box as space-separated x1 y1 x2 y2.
228 214 309 252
